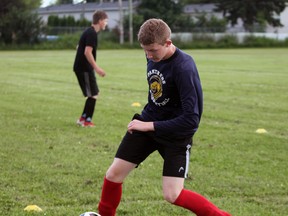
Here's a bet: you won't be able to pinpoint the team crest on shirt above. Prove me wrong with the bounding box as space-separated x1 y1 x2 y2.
147 69 170 106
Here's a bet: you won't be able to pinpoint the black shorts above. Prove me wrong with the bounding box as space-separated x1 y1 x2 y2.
75 70 99 97
115 116 193 178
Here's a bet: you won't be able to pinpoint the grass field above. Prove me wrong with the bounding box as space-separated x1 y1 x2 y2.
0 48 287 216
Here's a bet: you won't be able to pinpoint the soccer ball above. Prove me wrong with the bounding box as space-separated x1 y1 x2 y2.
79 212 101 216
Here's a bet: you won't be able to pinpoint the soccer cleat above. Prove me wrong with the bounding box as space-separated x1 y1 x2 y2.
76 117 86 126
79 212 101 216
82 121 95 127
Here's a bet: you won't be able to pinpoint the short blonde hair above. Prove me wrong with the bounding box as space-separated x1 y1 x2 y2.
138 19 171 45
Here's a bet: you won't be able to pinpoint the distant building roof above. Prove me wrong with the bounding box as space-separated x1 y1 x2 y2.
38 1 139 14
37 1 140 28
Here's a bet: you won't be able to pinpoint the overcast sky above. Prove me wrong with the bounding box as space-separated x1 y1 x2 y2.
41 0 56 7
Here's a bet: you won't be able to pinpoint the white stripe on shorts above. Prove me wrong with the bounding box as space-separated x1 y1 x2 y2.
84 72 92 97
184 144 192 178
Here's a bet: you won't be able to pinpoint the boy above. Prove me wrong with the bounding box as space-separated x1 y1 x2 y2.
73 10 108 127
97 18 231 216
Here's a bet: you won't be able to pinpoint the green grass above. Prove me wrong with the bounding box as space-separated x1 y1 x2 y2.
0 48 287 216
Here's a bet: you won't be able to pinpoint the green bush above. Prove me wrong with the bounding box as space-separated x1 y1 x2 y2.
217 35 239 48
0 32 287 50
284 38 288 46
243 35 285 47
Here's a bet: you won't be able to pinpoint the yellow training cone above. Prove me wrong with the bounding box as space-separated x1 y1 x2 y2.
24 205 43 212
131 102 141 107
256 128 268 134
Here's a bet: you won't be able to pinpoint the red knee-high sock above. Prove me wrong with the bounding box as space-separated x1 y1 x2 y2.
173 189 231 216
98 177 122 216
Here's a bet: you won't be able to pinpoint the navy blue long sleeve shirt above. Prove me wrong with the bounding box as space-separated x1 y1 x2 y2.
141 48 203 139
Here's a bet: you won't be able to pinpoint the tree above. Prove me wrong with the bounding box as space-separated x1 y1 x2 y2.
0 0 43 44
214 0 287 32
194 13 227 32
55 0 73 4
0 0 40 10
136 0 191 32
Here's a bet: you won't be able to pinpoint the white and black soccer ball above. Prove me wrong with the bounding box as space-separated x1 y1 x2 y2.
79 212 101 216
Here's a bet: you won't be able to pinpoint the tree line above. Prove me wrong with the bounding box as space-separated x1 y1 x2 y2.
0 0 287 45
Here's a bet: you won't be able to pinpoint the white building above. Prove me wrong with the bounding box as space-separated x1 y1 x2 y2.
37 1 140 29
266 6 288 33
183 3 288 33
37 2 288 34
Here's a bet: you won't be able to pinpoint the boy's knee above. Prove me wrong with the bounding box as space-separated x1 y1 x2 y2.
163 189 181 203
105 170 117 182
91 94 98 99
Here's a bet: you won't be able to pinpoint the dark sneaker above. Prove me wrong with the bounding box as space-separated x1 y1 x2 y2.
82 121 95 127
76 117 85 126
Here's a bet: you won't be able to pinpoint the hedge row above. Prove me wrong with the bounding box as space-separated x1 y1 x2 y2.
1 32 288 50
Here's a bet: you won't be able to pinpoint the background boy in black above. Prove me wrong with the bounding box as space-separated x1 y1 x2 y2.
74 27 98 73
73 10 108 127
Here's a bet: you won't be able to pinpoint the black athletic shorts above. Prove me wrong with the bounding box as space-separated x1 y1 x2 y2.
115 114 193 178
75 70 99 97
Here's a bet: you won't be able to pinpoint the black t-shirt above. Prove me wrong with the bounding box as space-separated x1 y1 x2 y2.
73 27 97 72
